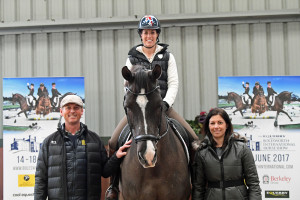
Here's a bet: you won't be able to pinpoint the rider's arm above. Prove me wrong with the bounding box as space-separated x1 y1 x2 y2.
163 53 178 107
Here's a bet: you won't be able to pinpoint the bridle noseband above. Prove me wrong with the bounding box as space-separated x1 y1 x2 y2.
124 85 169 143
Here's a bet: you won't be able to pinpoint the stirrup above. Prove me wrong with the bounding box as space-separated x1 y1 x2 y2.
105 185 119 200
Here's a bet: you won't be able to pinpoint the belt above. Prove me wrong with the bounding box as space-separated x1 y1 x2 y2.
208 179 244 188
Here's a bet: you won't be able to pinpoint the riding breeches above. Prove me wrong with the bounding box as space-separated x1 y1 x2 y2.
108 107 199 151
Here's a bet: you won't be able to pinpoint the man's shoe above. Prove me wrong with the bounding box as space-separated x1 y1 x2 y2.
105 185 119 200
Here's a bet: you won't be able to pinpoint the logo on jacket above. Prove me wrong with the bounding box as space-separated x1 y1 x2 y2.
158 54 163 59
50 141 57 144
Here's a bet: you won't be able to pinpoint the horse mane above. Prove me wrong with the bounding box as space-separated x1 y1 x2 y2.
278 91 291 99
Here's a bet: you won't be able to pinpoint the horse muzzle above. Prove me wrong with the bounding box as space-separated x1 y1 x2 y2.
137 140 157 168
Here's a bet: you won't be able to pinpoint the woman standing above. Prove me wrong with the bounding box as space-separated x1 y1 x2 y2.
105 15 199 199
192 108 261 200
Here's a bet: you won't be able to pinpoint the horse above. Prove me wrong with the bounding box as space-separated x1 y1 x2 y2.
227 92 248 116
36 96 52 116
12 93 31 118
120 64 191 200
51 92 75 112
270 91 293 127
251 91 268 115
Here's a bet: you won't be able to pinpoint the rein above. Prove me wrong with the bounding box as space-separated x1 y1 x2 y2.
124 85 169 143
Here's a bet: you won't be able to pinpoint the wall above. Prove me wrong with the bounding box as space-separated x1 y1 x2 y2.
1 0 300 140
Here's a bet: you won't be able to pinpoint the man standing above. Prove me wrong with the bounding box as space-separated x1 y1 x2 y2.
34 95 131 200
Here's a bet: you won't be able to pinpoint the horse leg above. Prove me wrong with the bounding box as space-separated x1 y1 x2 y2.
239 109 244 117
274 111 279 127
278 109 293 122
17 110 22 117
24 111 28 118
233 109 239 115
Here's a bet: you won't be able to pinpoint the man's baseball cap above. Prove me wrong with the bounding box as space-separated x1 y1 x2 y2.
60 95 83 108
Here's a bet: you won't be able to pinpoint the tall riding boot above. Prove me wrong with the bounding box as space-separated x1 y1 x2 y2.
105 148 120 200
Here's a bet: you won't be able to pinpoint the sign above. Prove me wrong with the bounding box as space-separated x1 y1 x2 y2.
218 76 300 199
2 77 85 199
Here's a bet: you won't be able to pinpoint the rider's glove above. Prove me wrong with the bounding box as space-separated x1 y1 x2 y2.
27 83 29 86
163 101 169 112
242 81 244 84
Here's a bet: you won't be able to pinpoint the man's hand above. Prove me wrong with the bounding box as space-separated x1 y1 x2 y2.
116 139 132 158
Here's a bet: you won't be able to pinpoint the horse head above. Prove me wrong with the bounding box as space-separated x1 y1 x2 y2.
122 64 163 168
12 93 22 105
12 93 16 105
279 91 292 104
227 92 234 104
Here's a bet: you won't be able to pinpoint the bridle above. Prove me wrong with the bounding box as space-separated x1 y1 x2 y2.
124 85 169 144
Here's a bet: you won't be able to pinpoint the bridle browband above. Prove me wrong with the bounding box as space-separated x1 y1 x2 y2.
124 85 169 143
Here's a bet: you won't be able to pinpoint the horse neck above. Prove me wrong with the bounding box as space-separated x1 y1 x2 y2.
278 93 289 101
231 93 240 103
15 95 24 104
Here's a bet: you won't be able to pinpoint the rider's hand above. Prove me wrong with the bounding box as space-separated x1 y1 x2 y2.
116 140 132 159
242 81 244 84
27 83 29 86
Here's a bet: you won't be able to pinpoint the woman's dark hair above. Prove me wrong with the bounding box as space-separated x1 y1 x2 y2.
201 108 233 148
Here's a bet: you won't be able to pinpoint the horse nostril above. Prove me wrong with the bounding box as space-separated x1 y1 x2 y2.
152 152 157 163
138 152 145 162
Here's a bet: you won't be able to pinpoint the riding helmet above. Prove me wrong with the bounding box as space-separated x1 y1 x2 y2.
255 82 260 85
137 15 161 35
40 83 44 86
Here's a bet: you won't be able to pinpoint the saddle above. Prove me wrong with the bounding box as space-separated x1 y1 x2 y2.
117 118 190 163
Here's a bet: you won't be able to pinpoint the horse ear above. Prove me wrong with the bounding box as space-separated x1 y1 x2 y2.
122 66 133 81
151 64 162 80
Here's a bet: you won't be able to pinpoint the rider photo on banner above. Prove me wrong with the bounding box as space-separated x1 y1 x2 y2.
2 77 85 199
218 76 300 199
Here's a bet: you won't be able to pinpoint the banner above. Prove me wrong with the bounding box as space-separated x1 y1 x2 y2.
2 77 85 199
218 76 300 199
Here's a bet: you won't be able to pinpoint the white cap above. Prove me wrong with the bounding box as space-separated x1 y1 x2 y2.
60 95 83 108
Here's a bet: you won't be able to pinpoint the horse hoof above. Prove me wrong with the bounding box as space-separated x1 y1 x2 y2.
274 121 278 127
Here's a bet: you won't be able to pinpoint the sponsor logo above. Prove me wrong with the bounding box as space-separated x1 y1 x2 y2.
265 191 289 198
263 175 269 184
262 175 291 184
18 174 35 187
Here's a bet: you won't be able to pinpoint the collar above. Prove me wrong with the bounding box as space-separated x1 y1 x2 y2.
136 45 164 63
61 123 84 136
